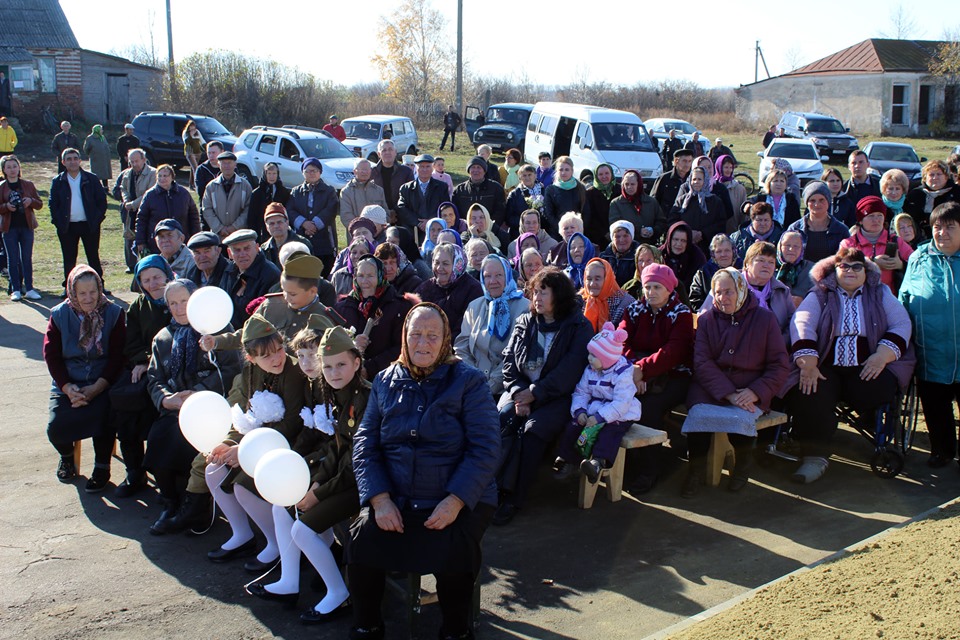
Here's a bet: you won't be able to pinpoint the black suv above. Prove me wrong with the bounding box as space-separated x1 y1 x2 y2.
131 112 238 168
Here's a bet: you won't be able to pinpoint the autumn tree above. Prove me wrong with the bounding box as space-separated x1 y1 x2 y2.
371 0 454 112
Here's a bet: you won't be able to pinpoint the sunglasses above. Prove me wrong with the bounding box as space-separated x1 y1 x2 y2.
836 263 864 272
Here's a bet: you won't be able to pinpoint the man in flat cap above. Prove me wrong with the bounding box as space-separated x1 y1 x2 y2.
154 218 195 276
260 202 310 269
397 153 449 235
220 228 280 329
651 148 694 215
201 151 252 240
286 157 338 278
185 231 231 290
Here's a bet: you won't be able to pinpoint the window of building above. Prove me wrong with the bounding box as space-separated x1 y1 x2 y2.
9 65 34 92
892 84 910 125
37 57 56 93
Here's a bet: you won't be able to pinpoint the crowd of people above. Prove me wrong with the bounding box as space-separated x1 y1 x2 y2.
4 118 960 640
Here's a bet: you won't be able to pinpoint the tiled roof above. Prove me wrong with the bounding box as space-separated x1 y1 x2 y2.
0 0 79 50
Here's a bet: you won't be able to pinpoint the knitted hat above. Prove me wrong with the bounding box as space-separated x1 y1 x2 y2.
467 156 488 172
348 216 378 239
609 219 635 239
802 180 831 205
241 313 278 343
856 195 886 223
283 254 323 280
360 204 388 226
641 262 678 293
587 322 627 369
319 325 356 357
264 202 288 221
301 157 322 173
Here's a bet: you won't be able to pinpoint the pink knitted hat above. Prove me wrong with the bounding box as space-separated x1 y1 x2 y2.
587 321 627 369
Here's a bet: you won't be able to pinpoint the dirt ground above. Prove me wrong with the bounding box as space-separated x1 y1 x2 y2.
666 502 960 640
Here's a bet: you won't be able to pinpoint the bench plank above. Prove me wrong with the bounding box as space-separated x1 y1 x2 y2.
579 423 668 509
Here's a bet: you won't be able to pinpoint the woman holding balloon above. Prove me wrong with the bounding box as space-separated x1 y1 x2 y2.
145 279 241 535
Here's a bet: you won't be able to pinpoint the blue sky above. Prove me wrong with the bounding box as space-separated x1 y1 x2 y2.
61 0 956 89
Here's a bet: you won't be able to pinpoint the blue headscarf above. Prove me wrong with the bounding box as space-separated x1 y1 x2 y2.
135 254 174 305
438 228 463 247
481 255 525 341
420 217 448 255
564 232 595 289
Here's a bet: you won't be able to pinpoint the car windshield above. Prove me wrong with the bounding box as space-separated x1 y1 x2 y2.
342 121 381 139
663 121 697 135
485 108 529 125
194 117 231 137
806 119 846 134
298 138 355 159
768 142 818 160
869 146 919 163
592 123 656 152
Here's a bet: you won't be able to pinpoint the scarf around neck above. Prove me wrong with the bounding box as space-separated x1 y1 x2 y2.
66 265 110 355
481 255 524 341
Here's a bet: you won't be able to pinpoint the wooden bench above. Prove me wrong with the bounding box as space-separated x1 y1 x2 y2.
578 423 669 509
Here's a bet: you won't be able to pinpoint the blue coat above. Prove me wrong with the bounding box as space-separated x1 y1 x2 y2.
49 169 108 231
353 361 501 510
899 241 960 384
286 181 339 256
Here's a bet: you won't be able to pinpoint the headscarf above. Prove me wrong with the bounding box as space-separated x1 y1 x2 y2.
466 203 501 250
660 221 706 287
564 232 596 289
66 264 110 355
481 255 524 341
436 201 460 228
502 161 521 191
714 154 736 184
91 124 106 144
621 169 645 212
398 302 458 381
438 228 463 248
694 156 715 190
386 225 423 261
592 163 617 200
434 242 467 286
711 267 749 314
512 232 541 269
420 217 448 255
134 254 174 304
685 167 711 214
581 257 625 332
775 231 805 287
349 254 389 320
165 279 200 376
346 238 375 275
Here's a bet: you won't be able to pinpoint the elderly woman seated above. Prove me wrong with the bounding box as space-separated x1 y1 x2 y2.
681 268 790 497
507 208 558 260
775 230 815 308
599 220 640 286
415 242 483 340
621 243 663 300
730 201 783 260
517 247 545 291
546 211 587 269
688 233 741 311
581 257 635 332
784 248 915 484
348 303 500 640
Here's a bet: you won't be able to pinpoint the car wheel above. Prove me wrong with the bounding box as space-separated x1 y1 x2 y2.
407 145 417 156
237 164 258 188
145 151 158 167
367 152 380 163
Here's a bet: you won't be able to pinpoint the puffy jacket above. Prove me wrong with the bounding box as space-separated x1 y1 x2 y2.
49 169 107 230
136 182 201 250
899 241 960 384
353 361 501 510
571 356 642 424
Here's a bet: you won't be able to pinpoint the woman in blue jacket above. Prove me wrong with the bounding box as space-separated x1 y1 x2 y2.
347 302 501 640
899 201 960 468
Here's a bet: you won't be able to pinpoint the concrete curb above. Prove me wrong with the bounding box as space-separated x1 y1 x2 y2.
642 495 960 640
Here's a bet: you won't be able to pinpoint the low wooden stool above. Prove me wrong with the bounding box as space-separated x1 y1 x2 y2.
705 411 788 486
578 423 669 509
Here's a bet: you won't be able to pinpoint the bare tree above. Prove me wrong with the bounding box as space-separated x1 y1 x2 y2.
784 46 805 73
882 4 920 39
109 9 161 68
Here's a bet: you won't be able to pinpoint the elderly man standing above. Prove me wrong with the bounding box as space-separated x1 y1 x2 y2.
116 124 140 171
339 158 388 241
397 153 449 234
220 229 281 329
49 148 107 291
287 157 338 277
119 149 157 272
51 121 80 174
154 218 196 276
323 114 346 142
201 151 252 240
453 155 507 243
370 139 414 224
185 231 231 289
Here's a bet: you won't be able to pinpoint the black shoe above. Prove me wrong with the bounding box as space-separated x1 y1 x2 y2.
114 472 146 498
56 458 77 483
244 581 298 608
629 474 657 495
244 556 279 573
300 599 352 624
492 502 519 526
167 492 212 533
349 625 385 640
552 457 574 481
149 498 181 535
728 452 752 493
85 467 111 493
928 454 953 468
580 458 603 484
208 538 257 563
681 466 703 499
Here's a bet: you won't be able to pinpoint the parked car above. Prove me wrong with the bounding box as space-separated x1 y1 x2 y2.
757 138 829 186
339 115 418 161
776 111 858 160
644 117 712 158
863 141 926 189
131 112 238 168
233 125 358 190
464 103 535 151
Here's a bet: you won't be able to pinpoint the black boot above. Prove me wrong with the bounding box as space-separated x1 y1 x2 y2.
681 460 704 499
115 440 146 498
165 492 212 534
728 446 754 493
149 497 181 535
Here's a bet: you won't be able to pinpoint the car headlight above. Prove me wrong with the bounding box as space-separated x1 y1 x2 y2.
506 133 514 141
811 138 824 145
476 131 484 139
335 171 353 182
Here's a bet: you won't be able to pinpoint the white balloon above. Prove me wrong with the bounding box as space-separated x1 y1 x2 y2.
178 391 232 454
254 450 310 507
238 428 289 476
186 286 234 335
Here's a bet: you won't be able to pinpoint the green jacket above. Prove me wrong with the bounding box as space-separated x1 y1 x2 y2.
226 354 308 444
213 294 345 352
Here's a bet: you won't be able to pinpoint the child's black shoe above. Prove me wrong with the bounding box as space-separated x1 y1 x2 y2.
552 457 575 481
580 458 604 484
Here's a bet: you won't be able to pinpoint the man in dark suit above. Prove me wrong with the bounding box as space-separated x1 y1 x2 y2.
49 148 108 290
397 154 449 236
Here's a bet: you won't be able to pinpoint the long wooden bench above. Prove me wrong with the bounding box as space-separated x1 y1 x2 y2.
578 423 669 509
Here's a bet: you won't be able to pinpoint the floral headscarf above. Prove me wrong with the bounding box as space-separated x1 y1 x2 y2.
398 302 458 381
434 242 467 286
581 257 625 332
349 254 389 320
711 267 749 314
481 255 525 341
66 264 110 355
420 217 448 255
564 232 596 289
346 238 375 275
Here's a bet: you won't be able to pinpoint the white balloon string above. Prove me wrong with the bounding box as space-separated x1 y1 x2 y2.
208 350 227 398
242 506 299 591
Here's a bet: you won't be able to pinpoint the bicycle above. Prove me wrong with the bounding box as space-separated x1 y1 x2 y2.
734 172 757 197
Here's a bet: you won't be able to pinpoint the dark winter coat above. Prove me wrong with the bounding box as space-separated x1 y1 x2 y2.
248 179 291 242
391 264 423 295
542 183 589 239
414 275 483 340
334 286 415 379
49 169 108 231
743 192 801 229
135 182 202 249
608 194 667 243
669 191 728 255
221 251 281 330
452 179 507 228
397 178 450 229
124 295 171 366
599 241 640 287
287 181 339 256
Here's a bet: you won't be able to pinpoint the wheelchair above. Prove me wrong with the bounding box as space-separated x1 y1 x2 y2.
766 377 920 479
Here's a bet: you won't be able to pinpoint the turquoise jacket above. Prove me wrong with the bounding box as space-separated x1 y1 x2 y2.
899 240 960 384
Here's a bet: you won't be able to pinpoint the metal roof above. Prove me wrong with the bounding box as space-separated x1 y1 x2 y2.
0 0 79 50
0 46 33 63
784 39 948 77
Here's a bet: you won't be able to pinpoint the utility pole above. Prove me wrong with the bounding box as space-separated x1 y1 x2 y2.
755 41 771 83
456 0 463 114
166 0 176 103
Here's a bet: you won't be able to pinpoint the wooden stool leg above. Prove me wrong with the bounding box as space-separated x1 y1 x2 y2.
605 447 626 502
706 433 733 487
578 474 600 509
73 441 82 471
407 573 421 640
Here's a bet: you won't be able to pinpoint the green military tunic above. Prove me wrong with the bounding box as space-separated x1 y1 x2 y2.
211 294 345 352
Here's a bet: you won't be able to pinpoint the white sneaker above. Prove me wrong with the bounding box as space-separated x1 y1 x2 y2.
25 290 42 300
791 456 829 484
10 291 22 302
